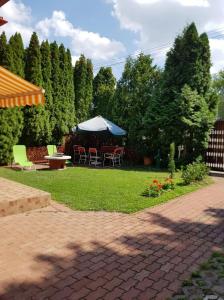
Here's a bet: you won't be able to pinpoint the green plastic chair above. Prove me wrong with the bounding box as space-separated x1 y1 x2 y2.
13 145 33 168
47 145 57 156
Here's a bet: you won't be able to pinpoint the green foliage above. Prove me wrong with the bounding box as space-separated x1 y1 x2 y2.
213 70 224 120
52 44 75 144
157 23 217 161
182 161 209 185
25 32 42 86
0 32 14 71
22 32 51 146
74 54 93 122
168 142 175 178
113 53 160 155
40 40 53 113
179 85 217 160
9 33 25 77
0 108 23 165
93 67 116 118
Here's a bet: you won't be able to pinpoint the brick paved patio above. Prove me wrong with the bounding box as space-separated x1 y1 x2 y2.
0 177 51 217
0 177 224 299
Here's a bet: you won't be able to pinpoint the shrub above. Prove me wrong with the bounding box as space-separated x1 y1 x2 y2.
182 162 209 185
168 142 175 178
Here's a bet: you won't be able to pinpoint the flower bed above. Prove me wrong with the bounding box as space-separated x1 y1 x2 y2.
147 178 175 197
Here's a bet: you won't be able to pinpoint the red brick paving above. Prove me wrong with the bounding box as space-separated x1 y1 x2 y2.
0 177 224 299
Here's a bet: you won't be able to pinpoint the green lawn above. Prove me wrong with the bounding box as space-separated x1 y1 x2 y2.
0 166 211 213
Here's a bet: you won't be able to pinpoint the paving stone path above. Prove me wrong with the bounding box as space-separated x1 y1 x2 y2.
0 177 224 300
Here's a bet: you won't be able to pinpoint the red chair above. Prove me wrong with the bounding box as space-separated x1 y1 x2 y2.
88 148 102 167
103 147 124 167
73 145 82 163
78 147 88 164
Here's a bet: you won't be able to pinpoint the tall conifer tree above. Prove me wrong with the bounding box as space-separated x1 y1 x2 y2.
22 32 51 146
93 67 116 118
9 32 25 77
74 55 93 122
0 32 23 164
157 23 217 160
0 32 14 71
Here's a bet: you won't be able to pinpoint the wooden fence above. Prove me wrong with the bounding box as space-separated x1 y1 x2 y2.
206 121 224 171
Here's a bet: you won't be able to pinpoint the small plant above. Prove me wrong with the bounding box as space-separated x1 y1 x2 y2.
147 178 175 197
162 177 175 190
182 161 209 185
168 142 175 178
148 179 163 197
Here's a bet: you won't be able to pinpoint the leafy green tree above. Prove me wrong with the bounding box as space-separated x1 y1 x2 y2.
179 85 217 159
22 32 51 146
9 32 25 77
213 70 224 120
0 108 23 165
112 53 160 155
66 48 76 122
0 32 14 71
74 54 93 122
40 40 54 142
157 23 217 160
0 32 23 164
51 44 75 143
93 67 116 118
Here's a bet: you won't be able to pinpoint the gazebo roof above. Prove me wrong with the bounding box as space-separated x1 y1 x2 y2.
73 116 126 136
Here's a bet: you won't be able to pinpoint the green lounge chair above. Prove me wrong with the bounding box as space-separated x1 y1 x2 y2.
13 145 34 169
47 145 57 156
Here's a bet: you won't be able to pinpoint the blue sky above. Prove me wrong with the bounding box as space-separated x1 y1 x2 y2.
1 0 224 78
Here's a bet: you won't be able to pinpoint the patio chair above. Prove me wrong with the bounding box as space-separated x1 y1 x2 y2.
73 145 82 163
103 147 124 167
13 145 34 170
88 148 102 167
47 145 57 156
78 147 88 164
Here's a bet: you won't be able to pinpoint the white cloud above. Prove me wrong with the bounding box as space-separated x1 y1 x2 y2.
36 10 125 61
0 1 125 63
0 0 33 44
109 0 224 73
210 39 224 73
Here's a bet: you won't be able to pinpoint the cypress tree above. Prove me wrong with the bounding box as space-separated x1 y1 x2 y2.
9 32 25 77
86 59 93 117
66 48 76 122
0 32 14 71
40 40 53 114
93 67 116 118
50 44 75 143
0 32 23 164
22 32 51 146
74 54 93 122
0 108 23 165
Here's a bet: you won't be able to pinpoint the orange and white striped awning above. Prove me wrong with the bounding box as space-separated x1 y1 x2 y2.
0 66 45 108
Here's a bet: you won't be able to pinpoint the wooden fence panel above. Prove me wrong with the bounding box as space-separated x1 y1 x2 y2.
206 121 224 170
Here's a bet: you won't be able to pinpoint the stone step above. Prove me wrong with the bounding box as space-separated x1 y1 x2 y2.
0 177 51 217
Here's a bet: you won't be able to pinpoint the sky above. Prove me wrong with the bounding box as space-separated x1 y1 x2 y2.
0 0 224 78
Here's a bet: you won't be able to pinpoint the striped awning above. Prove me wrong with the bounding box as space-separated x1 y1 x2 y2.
0 66 45 108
